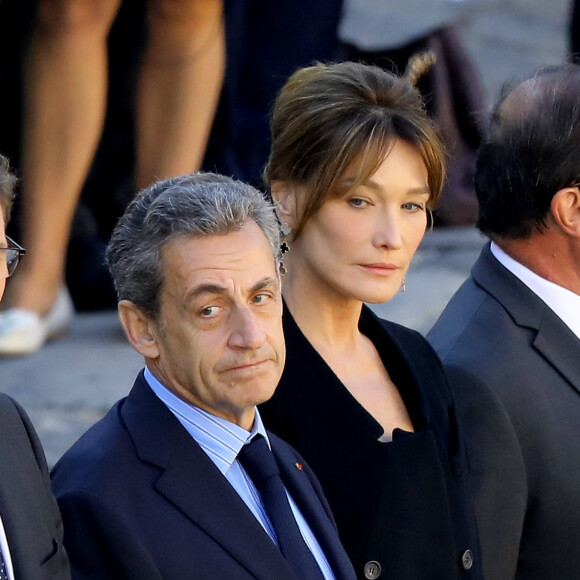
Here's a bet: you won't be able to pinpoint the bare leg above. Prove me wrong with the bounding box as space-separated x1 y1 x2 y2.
136 0 225 189
6 0 121 314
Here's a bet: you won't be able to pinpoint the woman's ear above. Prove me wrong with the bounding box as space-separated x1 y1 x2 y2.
270 181 298 229
118 300 160 360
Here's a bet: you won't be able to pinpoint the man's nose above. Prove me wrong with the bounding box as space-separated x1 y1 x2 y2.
228 307 267 349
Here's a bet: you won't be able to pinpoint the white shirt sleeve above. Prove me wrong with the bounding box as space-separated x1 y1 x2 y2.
0 514 15 580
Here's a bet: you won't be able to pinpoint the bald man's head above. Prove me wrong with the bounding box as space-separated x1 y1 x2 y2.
475 64 580 239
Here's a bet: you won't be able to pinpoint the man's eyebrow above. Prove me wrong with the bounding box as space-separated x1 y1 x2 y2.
251 276 279 293
185 283 229 303
184 276 279 303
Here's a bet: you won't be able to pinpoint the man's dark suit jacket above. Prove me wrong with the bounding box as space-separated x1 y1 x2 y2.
428 243 580 580
0 394 70 579
51 372 356 580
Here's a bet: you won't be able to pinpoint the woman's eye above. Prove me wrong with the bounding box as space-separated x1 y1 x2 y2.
402 202 426 212
349 198 368 208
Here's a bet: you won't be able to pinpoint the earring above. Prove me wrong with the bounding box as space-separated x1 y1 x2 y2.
279 222 291 275
280 222 291 254
401 278 407 293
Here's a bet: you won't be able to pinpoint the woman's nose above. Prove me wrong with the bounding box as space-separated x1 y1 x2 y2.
373 212 403 250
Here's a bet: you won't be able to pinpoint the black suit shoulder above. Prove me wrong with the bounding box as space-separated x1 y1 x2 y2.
0 393 70 580
51 399 136 496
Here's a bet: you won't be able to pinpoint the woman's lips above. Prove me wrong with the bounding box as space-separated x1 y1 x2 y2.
359 263 399 277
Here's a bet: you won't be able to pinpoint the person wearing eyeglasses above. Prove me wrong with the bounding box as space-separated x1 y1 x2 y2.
0 153 70 579
0 235 25 281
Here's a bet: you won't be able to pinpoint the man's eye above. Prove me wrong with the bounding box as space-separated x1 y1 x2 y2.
252 293 270 305
200 306 219 317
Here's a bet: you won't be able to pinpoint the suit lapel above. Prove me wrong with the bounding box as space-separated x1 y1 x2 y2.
473 244 580 395
271 436 355 580
533 309 580 394
0 395 54 580
122 375 297 580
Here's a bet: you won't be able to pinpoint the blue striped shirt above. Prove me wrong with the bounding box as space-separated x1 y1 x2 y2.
145 367 336 579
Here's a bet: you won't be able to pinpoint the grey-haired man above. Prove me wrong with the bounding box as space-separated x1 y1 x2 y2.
52 172 356 580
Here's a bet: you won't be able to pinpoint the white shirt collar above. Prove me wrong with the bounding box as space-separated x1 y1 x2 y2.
490 241 580 340
144 367 270 475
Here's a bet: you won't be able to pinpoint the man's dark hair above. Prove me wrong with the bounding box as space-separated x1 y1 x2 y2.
476 64 580 239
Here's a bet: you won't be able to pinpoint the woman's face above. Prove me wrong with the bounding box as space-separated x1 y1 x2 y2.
289 139 430 304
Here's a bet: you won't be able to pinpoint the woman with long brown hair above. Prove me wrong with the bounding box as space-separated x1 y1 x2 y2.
260 61 481 580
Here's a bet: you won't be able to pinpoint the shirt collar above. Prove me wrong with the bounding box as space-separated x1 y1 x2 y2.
490 242 580 340
144 367 270 475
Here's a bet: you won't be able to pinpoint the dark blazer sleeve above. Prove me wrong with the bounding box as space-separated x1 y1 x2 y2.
56 489 162 580
0 394 70 580
441 363 527 580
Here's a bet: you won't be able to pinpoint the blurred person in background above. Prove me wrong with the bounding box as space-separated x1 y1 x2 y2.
0 0 224 356
203 0 345 189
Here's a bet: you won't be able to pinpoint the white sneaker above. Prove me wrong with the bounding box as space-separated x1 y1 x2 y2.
0 289 74 356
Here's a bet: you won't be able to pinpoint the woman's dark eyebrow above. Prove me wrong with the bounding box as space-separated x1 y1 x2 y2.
338 176 430 196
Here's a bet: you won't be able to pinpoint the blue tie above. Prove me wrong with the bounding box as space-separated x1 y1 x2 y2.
238 436 325 579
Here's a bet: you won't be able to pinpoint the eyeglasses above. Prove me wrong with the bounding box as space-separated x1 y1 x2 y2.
0 236 26 278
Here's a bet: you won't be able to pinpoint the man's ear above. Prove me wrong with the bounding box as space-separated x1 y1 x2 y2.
118 300 160 359
551 186 580 237
270 181 298 230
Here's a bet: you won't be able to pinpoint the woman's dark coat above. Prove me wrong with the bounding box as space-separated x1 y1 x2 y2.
260 305 482 580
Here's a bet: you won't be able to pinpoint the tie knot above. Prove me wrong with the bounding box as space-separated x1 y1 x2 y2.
238 435 280 484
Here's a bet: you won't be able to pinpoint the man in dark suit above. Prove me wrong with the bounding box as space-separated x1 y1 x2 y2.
428 64 580 580
51 172 356 579
0 154 70 579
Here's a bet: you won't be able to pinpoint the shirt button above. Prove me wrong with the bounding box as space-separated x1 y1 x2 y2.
461 549 474 570
364 560 382 579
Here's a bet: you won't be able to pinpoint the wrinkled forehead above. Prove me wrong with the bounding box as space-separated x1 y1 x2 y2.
160 225 279 293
